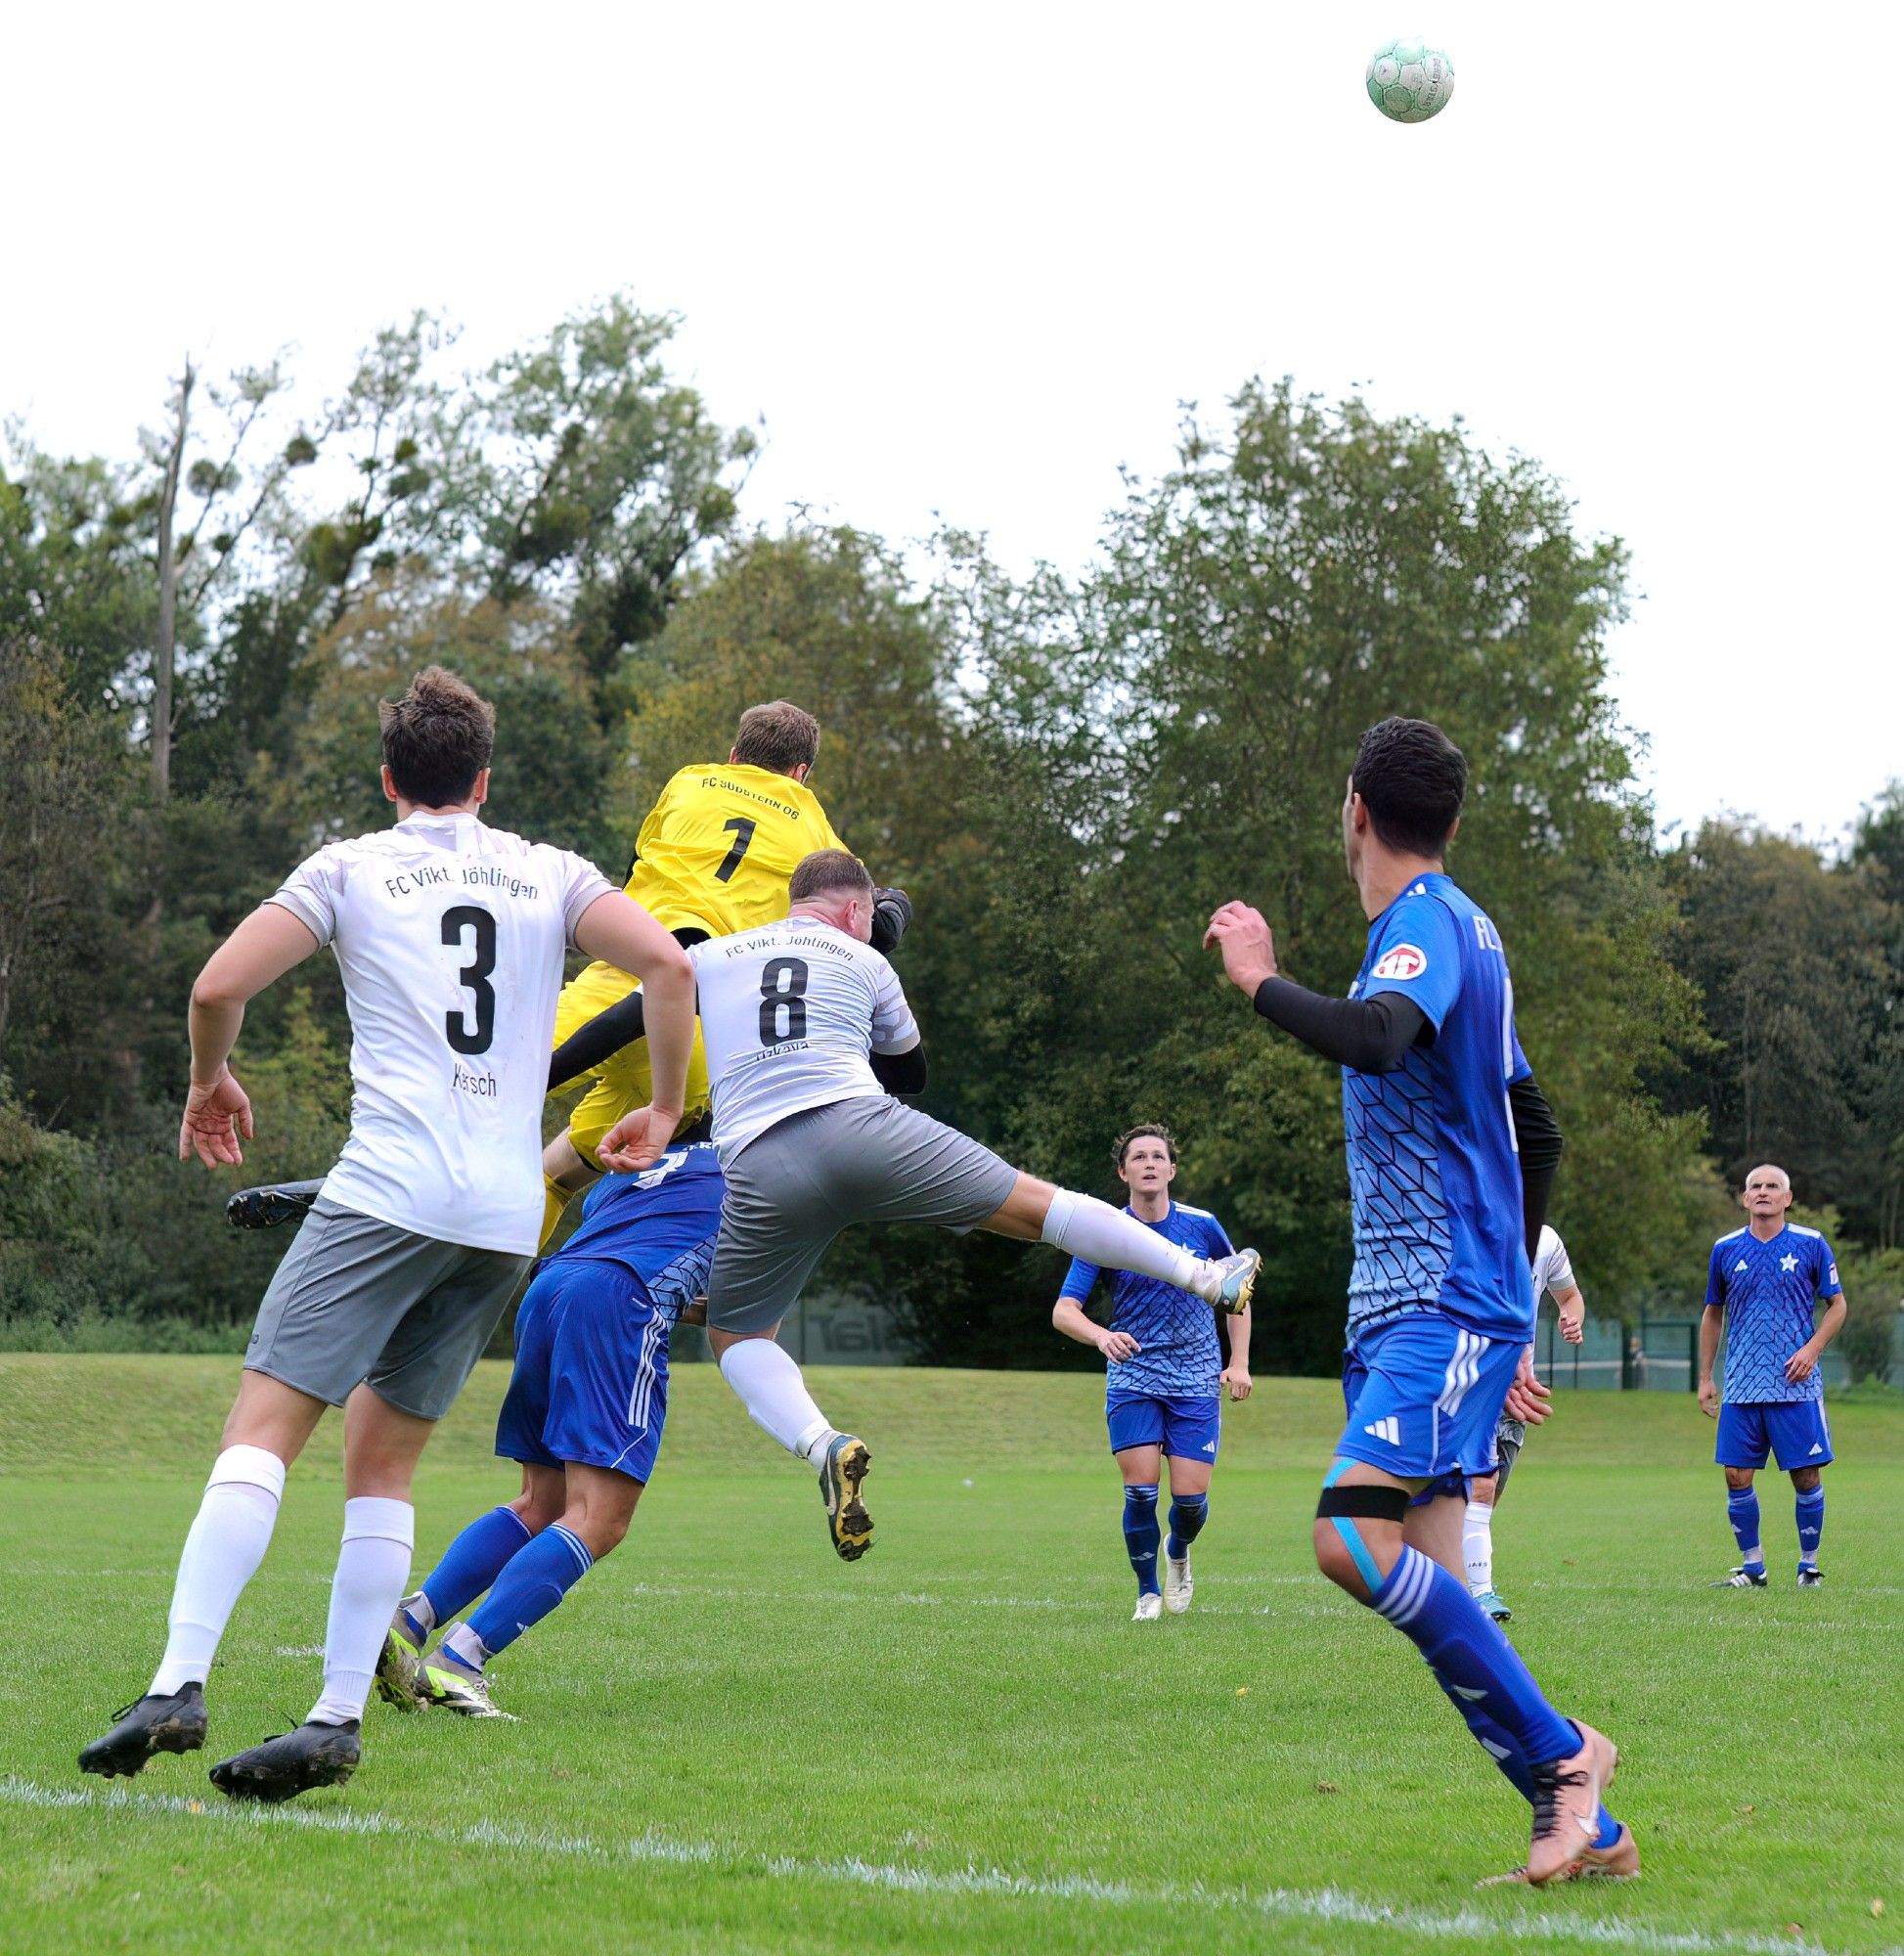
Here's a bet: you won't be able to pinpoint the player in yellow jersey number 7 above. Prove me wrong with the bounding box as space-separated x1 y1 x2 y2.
539 699 909 1242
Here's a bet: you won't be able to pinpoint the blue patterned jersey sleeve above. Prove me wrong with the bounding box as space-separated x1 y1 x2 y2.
1705 1241 1726 1309
1058 1257 1101 1307
1361 893 1464 1032
1815 1234 1842 1298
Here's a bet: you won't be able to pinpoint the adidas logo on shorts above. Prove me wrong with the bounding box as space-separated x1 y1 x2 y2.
1363 1416 1401 1446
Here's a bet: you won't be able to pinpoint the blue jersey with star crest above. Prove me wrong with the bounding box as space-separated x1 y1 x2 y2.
1343 872 1533 1345
1059 1202 1235 1400
1705 1223 1841 1404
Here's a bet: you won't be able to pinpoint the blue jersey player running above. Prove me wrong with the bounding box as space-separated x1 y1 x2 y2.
1051 1125 1253 1620
376 1136 723 1717
1205 716 1636 1888
1699 1163 1845 1589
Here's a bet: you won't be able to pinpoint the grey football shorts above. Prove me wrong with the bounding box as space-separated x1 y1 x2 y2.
244 1198 529 1421
706 1095 1019 1336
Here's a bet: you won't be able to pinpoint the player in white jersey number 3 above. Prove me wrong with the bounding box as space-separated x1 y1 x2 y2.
79 667 695 1802
598 847 1262 1560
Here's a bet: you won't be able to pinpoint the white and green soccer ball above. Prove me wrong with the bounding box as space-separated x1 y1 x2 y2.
1365 38 1455 123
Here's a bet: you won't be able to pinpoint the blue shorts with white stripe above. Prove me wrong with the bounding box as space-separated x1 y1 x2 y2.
1335 1312 1521 1484
495 1257 673 1483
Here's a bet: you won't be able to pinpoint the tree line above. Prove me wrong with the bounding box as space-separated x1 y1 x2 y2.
3 296 1899 1377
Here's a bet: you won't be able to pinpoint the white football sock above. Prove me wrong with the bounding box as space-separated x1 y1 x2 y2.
150 1445 287 1697
1462 1498 1495 1594
718 1338 833 1461
1041 1189 1211 1297
307 1496 414 1726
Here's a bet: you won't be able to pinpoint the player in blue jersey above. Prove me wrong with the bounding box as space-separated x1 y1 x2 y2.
1205 717 1636 1887
1699 1164 1845 1589
374 1134 723 1717
1051 1125 1253 1620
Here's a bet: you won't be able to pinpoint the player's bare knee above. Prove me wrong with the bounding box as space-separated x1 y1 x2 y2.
1724 1466 1756 1492
1790 1465 1823 1494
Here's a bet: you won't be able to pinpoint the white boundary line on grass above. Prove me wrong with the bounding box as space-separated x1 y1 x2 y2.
1 1777 1872 1956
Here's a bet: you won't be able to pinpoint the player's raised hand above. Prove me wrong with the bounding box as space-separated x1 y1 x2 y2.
596 1103 680 1175
179 1067 254 1169
1220 1361 1253 1402
1203 902 1279 995
1097 1329 1140 1363
1503 1349 1552 1426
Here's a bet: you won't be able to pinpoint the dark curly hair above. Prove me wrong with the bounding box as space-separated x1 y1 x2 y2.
1114 1123 1178 1172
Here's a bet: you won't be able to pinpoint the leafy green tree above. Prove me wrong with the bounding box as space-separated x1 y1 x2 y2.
936 381 1717 1364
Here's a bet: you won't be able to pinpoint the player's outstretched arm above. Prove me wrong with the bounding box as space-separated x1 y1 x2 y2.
180 903 321 1168
1203 902 1429 1072
572 893 696 1159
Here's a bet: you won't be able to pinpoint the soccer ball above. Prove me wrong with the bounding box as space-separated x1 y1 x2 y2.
1365 38 1455 123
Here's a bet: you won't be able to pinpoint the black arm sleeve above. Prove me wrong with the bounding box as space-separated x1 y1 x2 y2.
869 1043 928 1095
545 926 710 1092
547 990 646 1091
1250 978 1431 1074
1508 1074 1564 1261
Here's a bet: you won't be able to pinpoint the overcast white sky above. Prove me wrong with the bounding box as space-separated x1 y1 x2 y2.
6 3 1896 841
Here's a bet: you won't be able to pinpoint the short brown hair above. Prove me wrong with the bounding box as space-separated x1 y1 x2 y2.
1114 1123 1177 1171
788 847 873 906
732 700 820 776
379 666 495 807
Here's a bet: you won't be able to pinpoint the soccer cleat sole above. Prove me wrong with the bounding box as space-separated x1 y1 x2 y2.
78 1688 208 1780
374 1629 425 1712
819 1438 873 1561
209 1723 360 1803
1214 1249 1261 1316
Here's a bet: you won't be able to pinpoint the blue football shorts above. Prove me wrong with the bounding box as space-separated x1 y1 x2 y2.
1334 1312 1521 1484
494 1257 673 1482
1107 1390 1221 1462
1716 1399 1833 1471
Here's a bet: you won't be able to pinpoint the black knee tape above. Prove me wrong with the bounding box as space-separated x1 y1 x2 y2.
1316 1485 1410 1523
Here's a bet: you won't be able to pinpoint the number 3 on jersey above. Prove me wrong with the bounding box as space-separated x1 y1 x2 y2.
759 956 809 1045
442 905 498 1054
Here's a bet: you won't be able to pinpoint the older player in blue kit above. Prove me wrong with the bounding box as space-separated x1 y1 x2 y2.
1700 1164 1845 1590
1205 716 1636 1887
1051 1125 1252 1620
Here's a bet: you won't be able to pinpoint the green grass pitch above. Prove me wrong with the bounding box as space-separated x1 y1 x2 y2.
2 1356 1900 1955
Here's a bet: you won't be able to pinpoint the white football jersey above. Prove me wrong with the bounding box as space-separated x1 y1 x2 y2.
689 916 919 1163
268 811 614 1254
1530 1223 1576 1304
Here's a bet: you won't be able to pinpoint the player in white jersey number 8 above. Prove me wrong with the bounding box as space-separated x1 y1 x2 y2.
598 847 1263 1562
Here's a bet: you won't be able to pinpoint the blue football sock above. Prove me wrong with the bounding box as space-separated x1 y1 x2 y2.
1165 1492 1209 1560
466 1525 595 1658
1371 1546 1578 1768
1795 1487 1825 1566
1123 1485 1161 1594
420 1505 533 1624
1726 1488 1762 1565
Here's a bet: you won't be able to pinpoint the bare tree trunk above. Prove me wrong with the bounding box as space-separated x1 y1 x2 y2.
153 360 195 805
